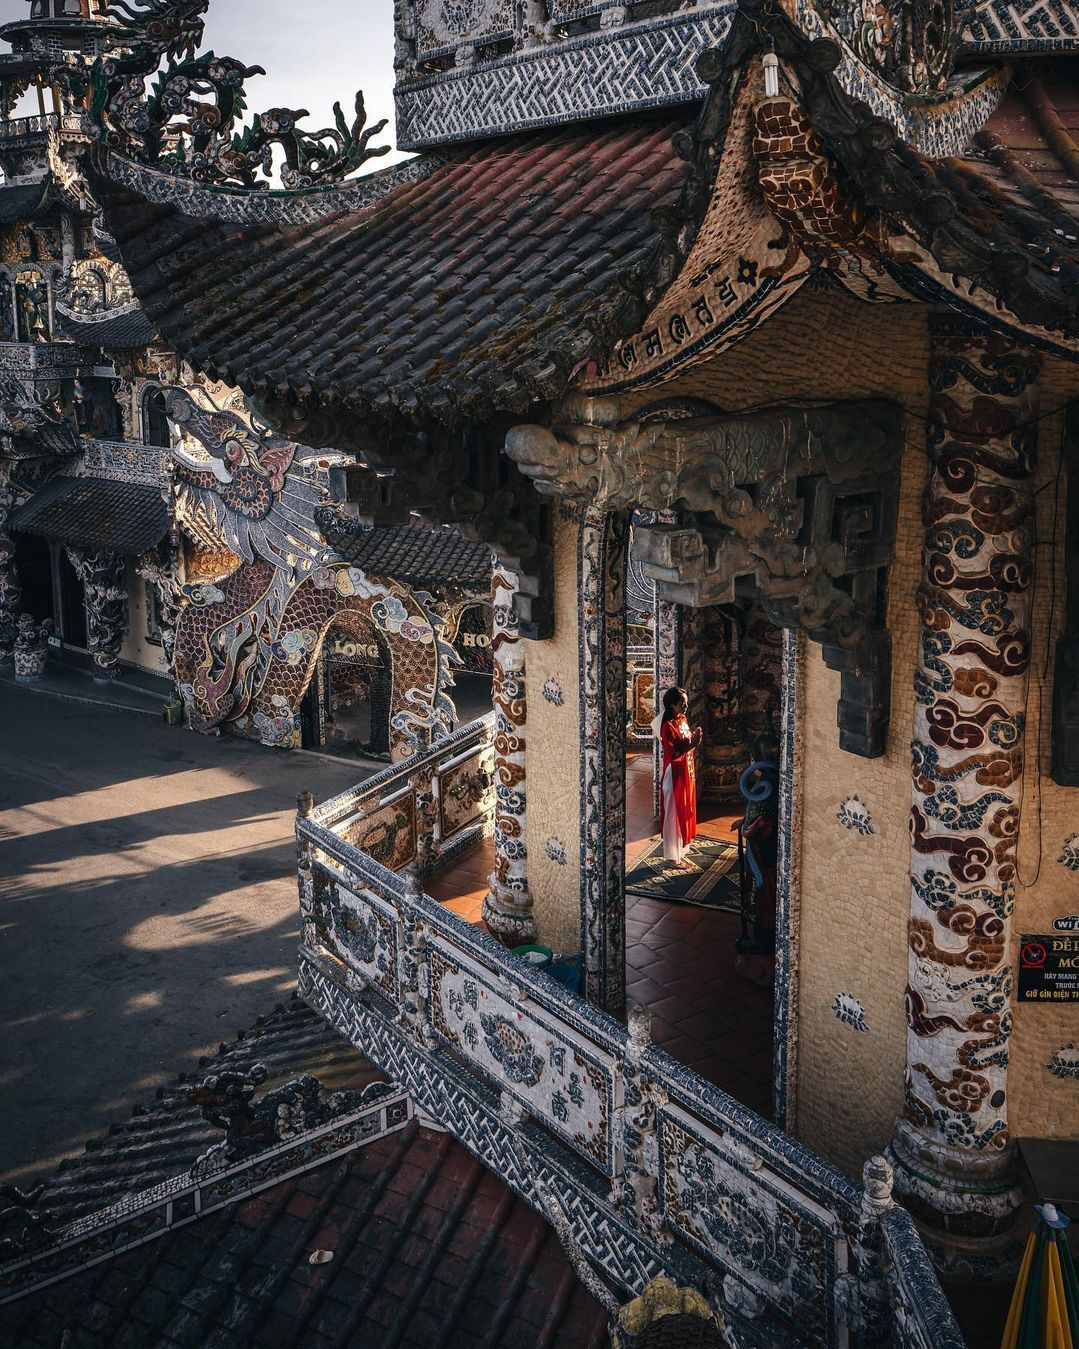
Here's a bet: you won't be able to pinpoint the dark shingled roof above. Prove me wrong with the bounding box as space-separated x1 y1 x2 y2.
8 474 169 555
54 304 157 351
319 511 493 589
92 114 693 423
0 178 51 224
0 996 610 1349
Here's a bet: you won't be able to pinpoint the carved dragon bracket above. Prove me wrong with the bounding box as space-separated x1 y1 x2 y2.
506 397 903 756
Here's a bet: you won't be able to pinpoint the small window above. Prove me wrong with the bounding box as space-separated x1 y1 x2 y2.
30 1 48 16
60 0 84 15
142 386 171 448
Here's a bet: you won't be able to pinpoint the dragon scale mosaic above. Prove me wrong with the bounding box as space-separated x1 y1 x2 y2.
890 319 1039 1241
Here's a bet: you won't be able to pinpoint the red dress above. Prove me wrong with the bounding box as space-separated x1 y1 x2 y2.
659 714 698 861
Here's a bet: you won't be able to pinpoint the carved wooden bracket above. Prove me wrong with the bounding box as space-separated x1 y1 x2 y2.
506 398 902 755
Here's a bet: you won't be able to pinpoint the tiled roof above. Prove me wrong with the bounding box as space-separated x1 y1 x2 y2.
319 511 493 589
1 1123 610 1349
25 997 372 1233
92 114 693 423
54 304 157 351
0 179 51 224
8 474 169 555
0 996 610 1349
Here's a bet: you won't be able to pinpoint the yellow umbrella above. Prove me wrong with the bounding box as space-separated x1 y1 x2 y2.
1001 1203 1079 1349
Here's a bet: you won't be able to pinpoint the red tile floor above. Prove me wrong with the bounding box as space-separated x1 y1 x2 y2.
427 752 773 1118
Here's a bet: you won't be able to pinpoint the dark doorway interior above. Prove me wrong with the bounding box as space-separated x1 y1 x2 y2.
56 548 87 647
13 534 54 625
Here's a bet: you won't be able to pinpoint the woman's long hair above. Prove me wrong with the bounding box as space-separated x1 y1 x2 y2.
661 686 688 723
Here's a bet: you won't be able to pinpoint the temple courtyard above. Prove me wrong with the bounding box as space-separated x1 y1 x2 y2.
0 683 367 1186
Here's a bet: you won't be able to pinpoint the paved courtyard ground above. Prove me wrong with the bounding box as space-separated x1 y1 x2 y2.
0 684 370 1186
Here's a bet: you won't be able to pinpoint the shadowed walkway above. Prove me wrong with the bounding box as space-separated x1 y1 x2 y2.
0 683 369 1186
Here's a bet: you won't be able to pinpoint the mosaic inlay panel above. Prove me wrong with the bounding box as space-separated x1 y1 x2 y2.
428 947 613 1170
438 748 494 840
324 883 399 1000
658 1105 836 1344
342 792 418 871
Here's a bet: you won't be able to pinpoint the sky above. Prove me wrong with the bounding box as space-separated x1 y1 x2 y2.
0 0 406 163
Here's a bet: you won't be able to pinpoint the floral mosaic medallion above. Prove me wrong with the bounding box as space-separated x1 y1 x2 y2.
836 794 874 835
542 676 564 706
1059 835 1079 873
429 949 611 1167
1046 1044 1079 1081
326 886 397 999
833 992 868 1032
546 837 567 865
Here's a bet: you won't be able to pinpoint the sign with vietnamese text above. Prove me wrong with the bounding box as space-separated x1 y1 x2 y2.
1018 934 1079 1002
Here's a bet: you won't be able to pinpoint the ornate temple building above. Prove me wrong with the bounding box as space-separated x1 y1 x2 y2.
0 1 494 761
3 0 1079 1346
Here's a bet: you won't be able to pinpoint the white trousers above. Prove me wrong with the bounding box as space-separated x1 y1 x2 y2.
661 764 687 863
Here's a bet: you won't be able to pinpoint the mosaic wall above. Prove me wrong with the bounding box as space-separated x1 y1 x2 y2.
892 320 1039 1238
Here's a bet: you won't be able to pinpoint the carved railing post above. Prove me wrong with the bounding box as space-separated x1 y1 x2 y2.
611 1004 668 1246
483 567 538 944
66 547 128 680
578 501 629 1014
296 789 319 951
0 469 21 667
836 1155 893 1345
398 879 435 1048
888 319 1037 1265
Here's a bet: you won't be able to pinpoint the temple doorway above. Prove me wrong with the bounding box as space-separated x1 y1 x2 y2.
56 547 88 648
13 534 54 627
301 617 393 759
623 598 785 1119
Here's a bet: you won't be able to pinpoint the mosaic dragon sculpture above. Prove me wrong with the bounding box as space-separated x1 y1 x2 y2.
164 387 456 754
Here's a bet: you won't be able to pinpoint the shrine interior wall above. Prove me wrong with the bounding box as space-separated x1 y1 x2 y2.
523 507 583 954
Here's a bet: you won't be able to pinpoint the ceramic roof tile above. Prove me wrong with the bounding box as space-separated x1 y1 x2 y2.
8 475 169 556
94 113 693 423
318 512 493 588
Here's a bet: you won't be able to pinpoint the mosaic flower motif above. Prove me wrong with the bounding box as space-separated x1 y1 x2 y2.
182 582 226 606
398 618 434 644
334 565 381 599
546 837 567 865
837 794 874 835
1046 1044 1079 1081
372 595 410 634
833 992 868 1032
736 257 758 286
270 627 317 666
542 677 564 707
253 710 297 746
1059 834 1079 873
479 1012 544 1086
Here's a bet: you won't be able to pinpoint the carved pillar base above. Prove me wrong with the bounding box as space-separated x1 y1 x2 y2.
482 877 538 945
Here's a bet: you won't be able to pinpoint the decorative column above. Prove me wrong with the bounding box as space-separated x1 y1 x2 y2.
889 318 1039 1260
699 604 751 801
579 505 629 1013
66 548 128 680
0 469 21 667
653 596 683 815
483 566 538 945
139 554 183 686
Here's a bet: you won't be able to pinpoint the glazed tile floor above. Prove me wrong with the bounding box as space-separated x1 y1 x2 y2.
426 752 774 1118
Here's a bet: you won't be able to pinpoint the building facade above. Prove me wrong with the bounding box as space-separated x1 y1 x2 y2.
4 0 1079 1345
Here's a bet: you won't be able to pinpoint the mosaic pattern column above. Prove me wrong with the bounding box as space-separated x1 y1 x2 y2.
0 470 21 666
579 506 629 1013
67 548 128 680
699 604 751 801
889 319 1039 1258
483 566 538 945
653 597 683 815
